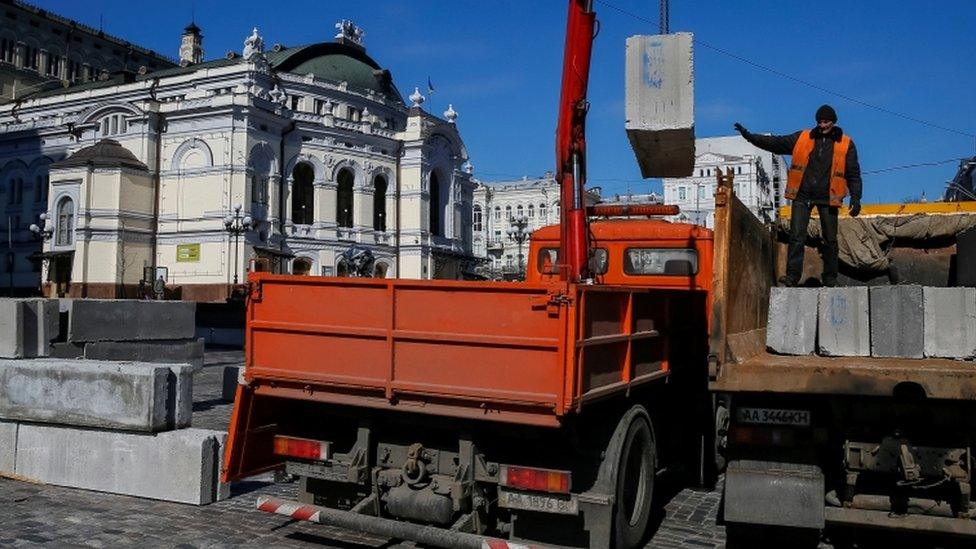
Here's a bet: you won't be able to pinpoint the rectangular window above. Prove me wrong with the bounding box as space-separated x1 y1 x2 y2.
623 248 698 276
698 186 705 199
678 187 686 200
290 96 301 111
314 99 324 114
348 106 362 122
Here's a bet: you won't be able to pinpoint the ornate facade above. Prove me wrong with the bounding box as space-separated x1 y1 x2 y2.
0 21 475 300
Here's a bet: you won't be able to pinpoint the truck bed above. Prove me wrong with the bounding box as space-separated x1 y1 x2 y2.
241 273 686 428
712 352 976 400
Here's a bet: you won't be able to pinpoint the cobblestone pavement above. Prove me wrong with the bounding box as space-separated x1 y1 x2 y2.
0 351 764 548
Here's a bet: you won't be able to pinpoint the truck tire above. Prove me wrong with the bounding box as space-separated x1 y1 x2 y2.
613 413 656 549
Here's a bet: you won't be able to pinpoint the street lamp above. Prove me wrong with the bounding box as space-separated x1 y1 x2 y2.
29 212 53 241
506 214 530 279
224 204 252 286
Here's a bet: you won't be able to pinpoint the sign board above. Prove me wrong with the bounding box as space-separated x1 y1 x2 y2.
176 243 200 263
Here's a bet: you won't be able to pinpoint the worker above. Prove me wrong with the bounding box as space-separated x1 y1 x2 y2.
734 104 862 287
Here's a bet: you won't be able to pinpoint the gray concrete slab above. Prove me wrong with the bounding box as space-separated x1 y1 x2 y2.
49 341 84 359
0 420 16 473
818 287 870 356
766 287 819 355
625 33 695 178
0 359 184 432
66 299 196 342
14 424 226 505
870 285 925 358
84 338 205 370
0 299 24 358
923 287 976 358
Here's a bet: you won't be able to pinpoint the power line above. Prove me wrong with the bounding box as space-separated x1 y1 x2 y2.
592 0 976 141
861 157 968 175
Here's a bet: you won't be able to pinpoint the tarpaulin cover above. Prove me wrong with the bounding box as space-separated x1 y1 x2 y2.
778 213 976 271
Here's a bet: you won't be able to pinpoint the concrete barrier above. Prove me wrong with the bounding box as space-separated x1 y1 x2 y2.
0 359 191 432
923 287 976 358
0 420 15 473
818 288 870 356
65 299 196 342
83 339 205 371
766 287 818 355
625 33 695 178
0 299 59 358
870 285 924 358
14 424 227 505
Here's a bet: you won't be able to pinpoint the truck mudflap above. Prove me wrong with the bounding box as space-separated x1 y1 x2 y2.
255 496 553 549
824 506 976 538
723 460 825 530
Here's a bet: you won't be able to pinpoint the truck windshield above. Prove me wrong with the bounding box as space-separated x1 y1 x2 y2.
537 247 608 275
623 248 698 275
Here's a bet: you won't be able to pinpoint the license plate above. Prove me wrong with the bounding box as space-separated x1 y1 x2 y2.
498 488 579 515
737 407 811 427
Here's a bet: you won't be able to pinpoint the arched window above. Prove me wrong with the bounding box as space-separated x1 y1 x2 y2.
737 166 742 175
291 163 315 225
55 196 74 246
429 171 442 236
505 205 512 221
527 204 534 218
516 205 523 219
473 205 483 232
373 175 388 231
99 113 128 137
494 206 501 221
337 168 355 228
539 203 546 221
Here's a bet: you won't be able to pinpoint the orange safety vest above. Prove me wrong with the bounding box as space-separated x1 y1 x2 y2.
785 131 851 207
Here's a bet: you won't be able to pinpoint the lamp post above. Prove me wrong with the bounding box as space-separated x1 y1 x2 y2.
224 204 252 286
29 212 55 296
506 214 530 280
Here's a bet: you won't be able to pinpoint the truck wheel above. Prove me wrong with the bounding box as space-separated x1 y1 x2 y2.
613 415 656 549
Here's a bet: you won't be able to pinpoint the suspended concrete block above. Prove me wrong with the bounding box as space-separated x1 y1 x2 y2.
625 33 695 178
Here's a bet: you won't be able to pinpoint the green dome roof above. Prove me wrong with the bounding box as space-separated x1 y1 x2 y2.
267 42 403 104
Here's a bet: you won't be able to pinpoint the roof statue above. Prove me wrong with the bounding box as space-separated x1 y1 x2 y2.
243 27 265 60
444 104 458 124
335 20 365 45
409 87 425 108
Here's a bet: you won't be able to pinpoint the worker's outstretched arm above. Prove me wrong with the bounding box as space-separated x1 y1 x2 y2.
733 123 799 156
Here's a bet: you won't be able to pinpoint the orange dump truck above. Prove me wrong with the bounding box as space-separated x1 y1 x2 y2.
222 215 716 548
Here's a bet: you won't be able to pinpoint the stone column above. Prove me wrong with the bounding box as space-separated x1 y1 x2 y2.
13 42 25 69
37 49 49 75
81 63 91 82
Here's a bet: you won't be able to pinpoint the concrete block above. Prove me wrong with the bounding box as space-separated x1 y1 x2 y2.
15 424 227 505
0 420 16 474
221 365 241 402
49 341 84 359
766 287 818 355
870 285 924 358
0 300 24 358
83 338 205 371
0 359 189 432
0 299 60 358
625 33 695 178
818 287 870 356
923 287 976 358
66 299 196 342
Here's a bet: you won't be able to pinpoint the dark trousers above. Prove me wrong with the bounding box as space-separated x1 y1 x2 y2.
788 201 839 284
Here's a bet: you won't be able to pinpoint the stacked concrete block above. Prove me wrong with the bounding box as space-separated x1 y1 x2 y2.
0 298 59 358
923 287 976 358
0 359 191 432
766 288 819 355
65 299 196 342
13 424 228 505
83 339 205 370
870 285 925 358
625 33 695 178
818 288 870 356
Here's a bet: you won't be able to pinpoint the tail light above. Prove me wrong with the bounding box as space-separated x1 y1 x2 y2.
499 465 571 494
273 435 330 460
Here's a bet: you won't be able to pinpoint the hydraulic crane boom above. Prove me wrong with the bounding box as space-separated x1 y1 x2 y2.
555 0 596 281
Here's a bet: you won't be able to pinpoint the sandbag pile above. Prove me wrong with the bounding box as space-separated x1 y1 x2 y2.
766 286 976 359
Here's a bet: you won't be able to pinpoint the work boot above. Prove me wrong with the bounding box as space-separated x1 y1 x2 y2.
777 276 798 287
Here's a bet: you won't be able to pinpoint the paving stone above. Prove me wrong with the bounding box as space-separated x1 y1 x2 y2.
818 287 870 356
0 359 189 432
625 33 695 178
65 299 196 342
766 287 818 355
15 424 226 505
870 285 924 358
923 287 976 358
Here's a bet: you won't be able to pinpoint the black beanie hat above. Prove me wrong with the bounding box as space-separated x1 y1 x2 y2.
815 104 838 122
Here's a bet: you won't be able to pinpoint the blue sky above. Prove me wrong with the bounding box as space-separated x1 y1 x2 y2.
35 0 976 204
